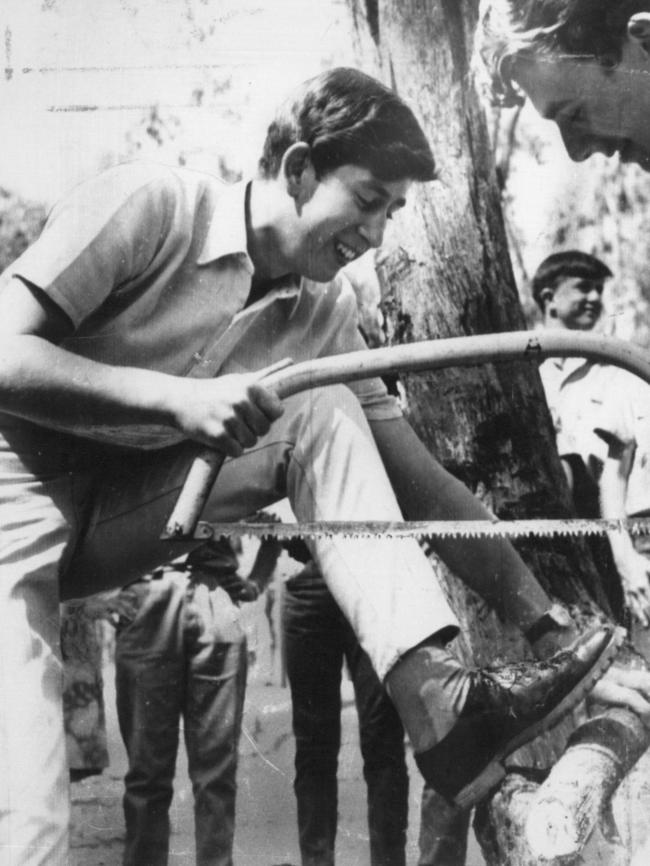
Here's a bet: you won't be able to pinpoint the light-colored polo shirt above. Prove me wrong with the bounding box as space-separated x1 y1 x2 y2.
3 162 400 448
539 356 618 477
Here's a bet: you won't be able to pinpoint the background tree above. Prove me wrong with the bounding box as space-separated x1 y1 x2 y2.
494 104 650 342
0 188 46 270
345 1 649 862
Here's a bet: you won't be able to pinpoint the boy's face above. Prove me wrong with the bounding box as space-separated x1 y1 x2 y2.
512 34 650 170
286 163 410 282
546 276 604 330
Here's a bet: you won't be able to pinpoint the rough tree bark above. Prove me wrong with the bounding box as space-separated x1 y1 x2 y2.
344 0 650 862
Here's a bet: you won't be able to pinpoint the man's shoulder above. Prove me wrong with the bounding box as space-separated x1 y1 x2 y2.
49 162 231 255
591 362 641 396
72 161 225 211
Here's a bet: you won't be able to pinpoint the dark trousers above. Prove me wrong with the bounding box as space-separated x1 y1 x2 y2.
115 573 247 866
417 787 470 866
283 570 409 866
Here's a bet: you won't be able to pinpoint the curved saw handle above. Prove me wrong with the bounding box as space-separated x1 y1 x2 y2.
162 330 650 539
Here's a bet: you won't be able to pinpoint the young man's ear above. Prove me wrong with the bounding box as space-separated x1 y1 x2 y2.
540 287 556 315
628 12 650 52
281 142 315 200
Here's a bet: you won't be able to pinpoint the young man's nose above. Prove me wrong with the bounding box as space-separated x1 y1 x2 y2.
359 211 387 248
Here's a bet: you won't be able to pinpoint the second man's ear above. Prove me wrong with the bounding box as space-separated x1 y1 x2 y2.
540 287 555 312
281 142 313 199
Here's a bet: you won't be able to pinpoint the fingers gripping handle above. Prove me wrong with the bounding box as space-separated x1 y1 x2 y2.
161 359 293 539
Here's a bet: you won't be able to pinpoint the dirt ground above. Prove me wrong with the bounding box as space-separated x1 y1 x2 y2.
70 677 482 866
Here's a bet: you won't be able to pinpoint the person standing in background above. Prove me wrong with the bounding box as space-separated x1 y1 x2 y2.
533 251 650 627
114 536 279 866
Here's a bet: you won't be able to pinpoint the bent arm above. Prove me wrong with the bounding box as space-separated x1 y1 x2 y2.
0 277 282 454
369 415 552 632
0 278 184 433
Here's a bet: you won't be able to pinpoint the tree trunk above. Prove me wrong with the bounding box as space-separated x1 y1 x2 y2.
344 0 649 862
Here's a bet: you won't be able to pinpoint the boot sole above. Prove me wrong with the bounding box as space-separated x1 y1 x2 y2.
453 625 626 810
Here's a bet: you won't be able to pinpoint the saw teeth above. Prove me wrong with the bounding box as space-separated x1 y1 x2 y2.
192 518 650 541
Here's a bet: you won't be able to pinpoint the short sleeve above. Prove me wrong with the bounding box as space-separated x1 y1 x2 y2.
3 164 179 327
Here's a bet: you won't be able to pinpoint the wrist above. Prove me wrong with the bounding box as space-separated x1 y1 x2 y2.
150 373 192 430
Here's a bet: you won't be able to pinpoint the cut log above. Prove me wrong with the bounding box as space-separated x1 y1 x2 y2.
474 770 547 866
474 705 650 865
526 708 649 861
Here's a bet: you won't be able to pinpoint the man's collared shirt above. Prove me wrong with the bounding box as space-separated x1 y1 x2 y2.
3 162 400 448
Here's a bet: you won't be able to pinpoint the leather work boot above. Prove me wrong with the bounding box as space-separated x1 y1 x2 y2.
410 623 625 809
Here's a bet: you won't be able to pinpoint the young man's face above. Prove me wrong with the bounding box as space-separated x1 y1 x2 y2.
511 34 650 170
546 277 604 330
287 163 410 282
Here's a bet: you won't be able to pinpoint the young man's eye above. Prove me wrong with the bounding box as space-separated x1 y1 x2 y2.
356 196 375 211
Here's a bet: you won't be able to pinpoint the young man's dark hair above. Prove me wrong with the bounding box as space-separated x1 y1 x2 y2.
258 67 436 182
532 250 613 310
476 0 650 106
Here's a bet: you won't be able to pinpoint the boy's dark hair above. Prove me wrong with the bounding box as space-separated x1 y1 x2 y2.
476 0 650 106
531 250 612 310
258 67 436 183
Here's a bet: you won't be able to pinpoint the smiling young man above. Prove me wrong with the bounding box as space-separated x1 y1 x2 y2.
0 67 623 864
477 0 650 169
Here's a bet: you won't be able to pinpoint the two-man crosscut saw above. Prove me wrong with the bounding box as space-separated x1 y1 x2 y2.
162 330 650 542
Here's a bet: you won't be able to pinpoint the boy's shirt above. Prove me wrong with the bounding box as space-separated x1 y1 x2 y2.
539 355 650 517
539 356 613 478
0 161 400 449
593 374 650 518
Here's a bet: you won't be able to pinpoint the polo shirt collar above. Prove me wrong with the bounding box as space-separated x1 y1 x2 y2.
197 179 254 273
554 355 590 380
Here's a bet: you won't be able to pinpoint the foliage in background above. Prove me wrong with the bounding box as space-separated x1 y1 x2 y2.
0 188 46 271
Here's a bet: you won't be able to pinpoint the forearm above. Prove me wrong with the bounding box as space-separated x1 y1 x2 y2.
600 455 629 522
607 530 642 578
600 455 636 573
600 455 650 623
0 334 182 434
370 417 552 631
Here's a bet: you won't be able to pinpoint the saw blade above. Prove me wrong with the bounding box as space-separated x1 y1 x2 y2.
192 518 650 540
